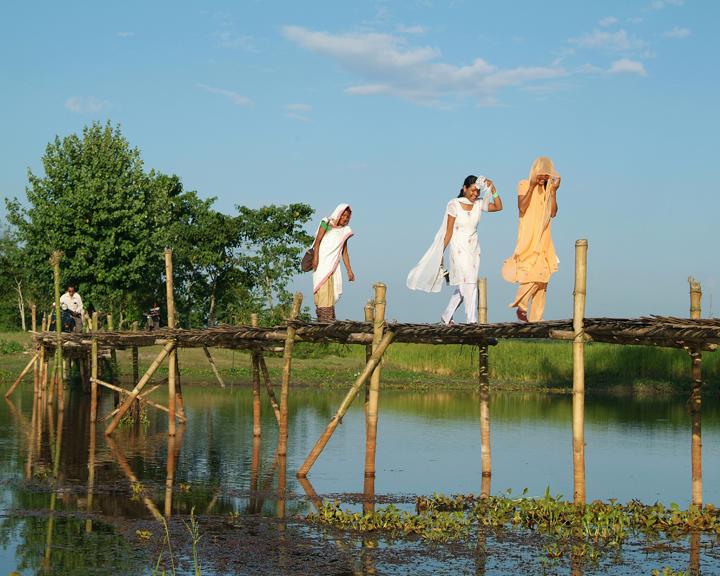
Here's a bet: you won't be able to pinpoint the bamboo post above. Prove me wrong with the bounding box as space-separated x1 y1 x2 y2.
364 284 386 487
32 305 38 394
363 301 374 409
688 276 703 507
258 356 281 424
297 330 396 478
203 346 226 388
38 317 46 400
251 314 261 437
107 313 119 407
572 239 588 505
90 313 99 423
477 277 491 497
278 293 303 457
165 248 178 436
104 341 176 435
5 354 38 398
50 251 63 410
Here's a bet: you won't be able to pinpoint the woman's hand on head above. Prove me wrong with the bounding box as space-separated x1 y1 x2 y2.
549 175 561 191
486 178 496 193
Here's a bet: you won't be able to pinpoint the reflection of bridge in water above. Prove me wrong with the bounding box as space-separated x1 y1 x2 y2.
6 240 718 518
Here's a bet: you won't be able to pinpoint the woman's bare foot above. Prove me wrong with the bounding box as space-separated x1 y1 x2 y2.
516 308 528 323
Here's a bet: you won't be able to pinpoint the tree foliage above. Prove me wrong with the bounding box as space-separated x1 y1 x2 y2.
3 122 313 328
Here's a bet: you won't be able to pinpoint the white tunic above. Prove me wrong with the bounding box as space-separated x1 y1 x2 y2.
407 194 491 292
447 198 486 285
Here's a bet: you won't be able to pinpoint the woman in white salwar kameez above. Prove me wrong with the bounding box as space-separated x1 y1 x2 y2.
407 175 503 324
311 204 355 322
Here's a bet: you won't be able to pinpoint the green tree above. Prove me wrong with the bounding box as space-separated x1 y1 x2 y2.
235 204 314 323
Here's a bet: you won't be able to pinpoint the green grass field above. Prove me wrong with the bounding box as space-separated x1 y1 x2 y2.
1 331 716 392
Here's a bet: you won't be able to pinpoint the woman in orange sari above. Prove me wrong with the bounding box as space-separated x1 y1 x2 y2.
502 157 561 322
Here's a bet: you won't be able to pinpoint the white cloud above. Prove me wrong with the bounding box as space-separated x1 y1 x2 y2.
197 84 253 106
285 103 312 112
570 29 644 52
283 25 565 105
664 27 691 39
116 31 135 38
608 59 647 76
599 16 619 28
64 96 110 114
650 0 684 10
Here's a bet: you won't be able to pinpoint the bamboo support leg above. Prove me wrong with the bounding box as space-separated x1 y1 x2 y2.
363 302 374 410
278 293 303 457
251 314 261 437
5 354 38 398
105 341 176 435
94 378 184 422
688 277 703 508
572 239 588 505
165 249 178 436
90 313 99 423
258 356 281 425
203 346 226 388
364 284 386 497
50 252 63 410
297 331 396 478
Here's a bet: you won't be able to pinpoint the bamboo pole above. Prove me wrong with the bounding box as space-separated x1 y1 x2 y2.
297 330 396 478
107 313 119 408
5 354 38 398
572 239 588 505
203 346 226 388
165 248 178 436
251 314 261 437
364 284 386 488
50 251 63 411
104 341 176 435
90 313 99 423
363 301 374 410
258 356 281 424
688 276 703 507
32 305 38 394
38 317 46 401
278 293 303 457
477 278 491 497
93 378 184 421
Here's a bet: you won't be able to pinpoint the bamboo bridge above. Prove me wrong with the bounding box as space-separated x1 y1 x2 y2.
5 240 716 510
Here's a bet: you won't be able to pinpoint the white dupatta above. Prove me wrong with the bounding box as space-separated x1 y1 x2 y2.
407 182 491 293
312 203 353 302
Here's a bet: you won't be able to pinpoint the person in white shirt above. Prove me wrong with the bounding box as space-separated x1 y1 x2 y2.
59 284 84 332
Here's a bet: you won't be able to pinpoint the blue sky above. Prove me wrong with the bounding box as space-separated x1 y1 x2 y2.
1 0 717 322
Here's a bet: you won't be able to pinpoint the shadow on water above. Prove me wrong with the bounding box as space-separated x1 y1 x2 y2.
0 382 719 574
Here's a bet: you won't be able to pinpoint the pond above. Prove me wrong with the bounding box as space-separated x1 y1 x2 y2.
1 381 720 574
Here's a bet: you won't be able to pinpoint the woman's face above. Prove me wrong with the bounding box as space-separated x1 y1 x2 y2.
463 183 480 202
337 208 352 226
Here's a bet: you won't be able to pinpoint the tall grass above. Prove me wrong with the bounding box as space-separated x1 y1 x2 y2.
323 340 720 387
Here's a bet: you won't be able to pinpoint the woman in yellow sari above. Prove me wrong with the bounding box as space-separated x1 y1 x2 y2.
502 157 560 322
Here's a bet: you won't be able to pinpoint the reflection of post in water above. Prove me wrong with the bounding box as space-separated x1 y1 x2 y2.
164 423 185 518
86 415 97 533
690 531 701 576
474 526 487 576
43 389 65 571
477 278 491 498
298 476 365 576
570 547 584 576
106 435 163 521
249 435 261 513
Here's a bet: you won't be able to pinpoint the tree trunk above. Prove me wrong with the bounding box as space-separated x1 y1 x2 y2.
15 279 26 331
208 287 217 325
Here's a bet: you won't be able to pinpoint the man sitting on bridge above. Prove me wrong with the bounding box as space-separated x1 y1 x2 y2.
59 283 84 333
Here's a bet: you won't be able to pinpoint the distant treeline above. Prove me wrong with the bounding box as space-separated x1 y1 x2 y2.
1 121 314 330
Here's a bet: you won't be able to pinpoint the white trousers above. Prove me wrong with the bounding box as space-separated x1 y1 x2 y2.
441 283 477 324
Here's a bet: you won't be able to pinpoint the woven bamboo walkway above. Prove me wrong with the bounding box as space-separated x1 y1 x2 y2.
32 315 720 351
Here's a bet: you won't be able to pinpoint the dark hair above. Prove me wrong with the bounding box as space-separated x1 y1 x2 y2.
66 284 76 290
458 175 478 198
